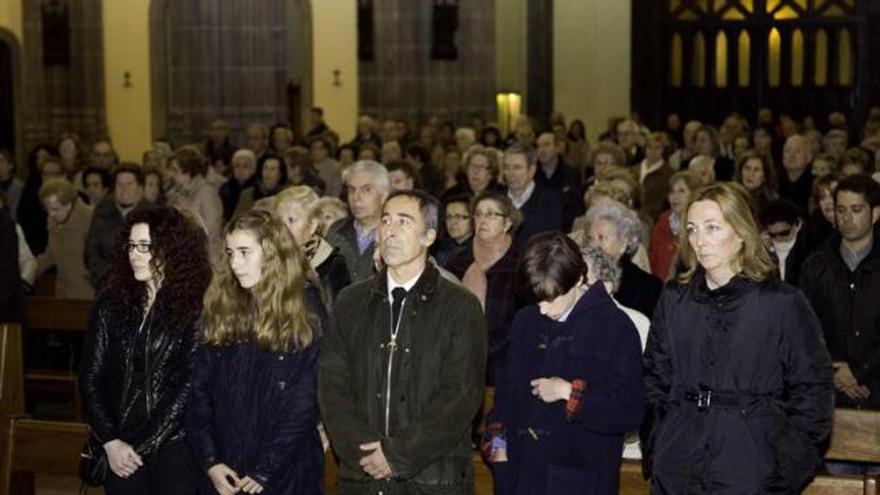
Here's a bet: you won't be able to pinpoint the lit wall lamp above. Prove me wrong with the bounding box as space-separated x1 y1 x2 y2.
496 91 522 137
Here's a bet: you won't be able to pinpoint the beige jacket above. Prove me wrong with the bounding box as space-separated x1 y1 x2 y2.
35 200 95 300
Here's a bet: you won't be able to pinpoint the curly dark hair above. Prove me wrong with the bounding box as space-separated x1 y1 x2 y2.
103 206 212 332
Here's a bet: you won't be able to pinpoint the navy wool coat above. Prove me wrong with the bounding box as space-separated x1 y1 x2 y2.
487 283 645 495
185 287 326 495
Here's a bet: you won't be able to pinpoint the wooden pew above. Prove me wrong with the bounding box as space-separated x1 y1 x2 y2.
0 417 89 495
0 325 24 417
23 297 93 420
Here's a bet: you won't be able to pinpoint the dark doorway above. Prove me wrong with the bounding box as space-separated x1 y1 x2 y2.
0 40 13 156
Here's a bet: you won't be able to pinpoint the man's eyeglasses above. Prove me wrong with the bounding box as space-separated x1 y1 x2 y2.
446 214 471 221
125 242 152 254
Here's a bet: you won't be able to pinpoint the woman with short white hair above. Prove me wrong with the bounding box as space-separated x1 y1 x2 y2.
584 199 663 318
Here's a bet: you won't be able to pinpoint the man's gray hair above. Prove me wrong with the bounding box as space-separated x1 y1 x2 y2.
580 244 623 294
584 199 642 255
342 159 390 197
504 143 537 167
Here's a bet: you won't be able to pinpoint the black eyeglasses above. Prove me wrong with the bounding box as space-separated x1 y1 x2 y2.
125 242 151 254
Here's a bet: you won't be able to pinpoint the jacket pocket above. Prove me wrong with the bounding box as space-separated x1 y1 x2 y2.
545 465 595 495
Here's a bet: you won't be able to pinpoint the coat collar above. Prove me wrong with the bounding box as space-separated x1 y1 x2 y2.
690 268 759 303
369 260 440 302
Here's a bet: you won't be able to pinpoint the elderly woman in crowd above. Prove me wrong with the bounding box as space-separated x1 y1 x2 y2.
219 149 258 221
484 232 643 495
584 199 663 318
187 210 326 495
233 154 289 218
313 196 349 238
167 146 224 262
442 145 502 200
642 182 833 493
432 194 474 267
274 186 350 305
735 151 779 214
649 170 702 280
33 178 95 299
446 191 524 386
689 125 734 181
80 207 212 494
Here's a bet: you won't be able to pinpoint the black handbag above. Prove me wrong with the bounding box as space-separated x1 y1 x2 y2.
78 429 108 488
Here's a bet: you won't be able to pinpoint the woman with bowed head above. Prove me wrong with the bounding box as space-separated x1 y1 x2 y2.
79 206 212 494
274 185 351 306
483 232 644 495
186 209 327 495
642 182 833 493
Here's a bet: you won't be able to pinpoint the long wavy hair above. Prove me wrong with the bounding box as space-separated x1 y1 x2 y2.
103 206 212 332
202 209 318 352
677 182 776 284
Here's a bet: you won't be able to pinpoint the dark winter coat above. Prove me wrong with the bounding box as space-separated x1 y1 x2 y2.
79 291 200 459
185 285 327 495
315 247 351 307
487 284 645 495
513 184 564 248
616 255 663 319
0 209 24 324
319 264 487 494
642 271 833 494
327 217 377 283
446 244 525 385
798 224 880 409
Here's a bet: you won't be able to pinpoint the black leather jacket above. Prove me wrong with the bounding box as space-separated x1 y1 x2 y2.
79 293 200 458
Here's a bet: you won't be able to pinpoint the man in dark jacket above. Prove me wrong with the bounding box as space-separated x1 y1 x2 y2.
84 165 152 290
503 145 563 247
535 132 581 232
760 199 810 284
320 190 487 494
799 174 880 409
326 160 389 283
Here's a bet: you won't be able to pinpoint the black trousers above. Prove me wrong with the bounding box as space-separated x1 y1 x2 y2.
104 441 200 495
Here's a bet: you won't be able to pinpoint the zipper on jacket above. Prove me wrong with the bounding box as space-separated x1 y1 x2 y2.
384 299 406 437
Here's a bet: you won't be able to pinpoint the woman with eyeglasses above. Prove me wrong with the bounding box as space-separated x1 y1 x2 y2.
431 194 474 267
446 191 525 385
80 206 212 494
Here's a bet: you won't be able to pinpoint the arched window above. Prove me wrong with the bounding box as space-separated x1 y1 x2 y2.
815 29 828 86
768 28 781 87
670 32 683 87
838 28 852 86
737 30 750 87
715 31 728 88
692 31 706 87
791 29 804 86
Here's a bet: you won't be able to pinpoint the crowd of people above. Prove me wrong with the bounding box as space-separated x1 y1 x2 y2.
1 103 879 494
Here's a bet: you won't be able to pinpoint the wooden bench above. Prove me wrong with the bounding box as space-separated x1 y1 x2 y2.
24 297 93 421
